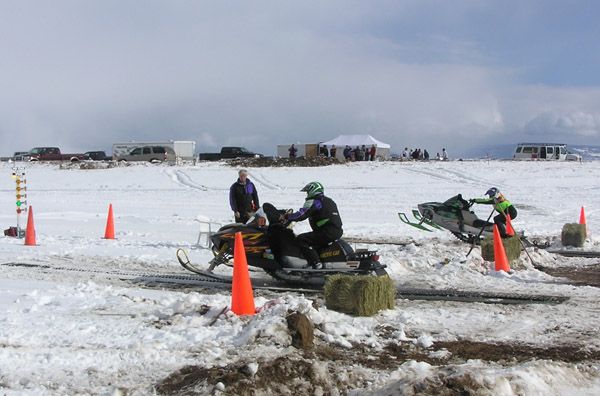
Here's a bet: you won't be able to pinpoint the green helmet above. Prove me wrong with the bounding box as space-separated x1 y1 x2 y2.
301 181 324 198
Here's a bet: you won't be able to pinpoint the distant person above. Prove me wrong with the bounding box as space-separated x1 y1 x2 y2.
229 169 259 224
442 148 448 161
436 152 441 160
343 145 352 160
402 147 409 160
370 145 376 161
361 145 368 161
320 145 329 157
412 149 419 160
288 144 298 159
353 146 360 161
424 149 430 160
330 144 337 159
418 149 424 160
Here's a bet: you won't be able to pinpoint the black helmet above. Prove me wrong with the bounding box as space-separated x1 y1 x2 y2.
485 187 500 198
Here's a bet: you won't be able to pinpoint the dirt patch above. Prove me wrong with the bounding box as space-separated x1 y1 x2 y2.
225 156 345 168
155 355 367 395
539 263 600 287
156 339 600 395
434 340 600 363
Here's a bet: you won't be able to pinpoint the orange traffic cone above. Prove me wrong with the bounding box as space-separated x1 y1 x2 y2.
104 204 115 239
505 214 515 237
231 232 255 315
579 206 586 225
24 206 36 246
493 224 511 272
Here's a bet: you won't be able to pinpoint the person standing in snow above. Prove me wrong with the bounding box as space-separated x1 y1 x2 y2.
370 145 376 161
470 187 517 238
442 148 448 161
285 182 343 269
402 147 409 160
288 144 298 159
229 169 259 224
330 145 337 159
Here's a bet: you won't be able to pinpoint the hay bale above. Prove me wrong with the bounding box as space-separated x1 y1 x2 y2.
480 236 521 262
324 275 395 316
561 223 586 247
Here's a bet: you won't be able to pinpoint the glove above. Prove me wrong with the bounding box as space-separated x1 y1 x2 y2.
234 211 240 219
468 199 475 206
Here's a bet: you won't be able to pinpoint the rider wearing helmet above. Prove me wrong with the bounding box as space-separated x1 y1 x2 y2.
470 187 517 237
286 181 343 268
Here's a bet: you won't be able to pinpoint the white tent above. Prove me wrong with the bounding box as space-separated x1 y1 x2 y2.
320 134 391 159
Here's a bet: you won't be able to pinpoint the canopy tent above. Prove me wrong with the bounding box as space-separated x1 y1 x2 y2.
320 134 391 159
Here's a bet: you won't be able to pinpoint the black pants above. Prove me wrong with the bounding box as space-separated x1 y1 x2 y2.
236 211 251 224
494 206 517 237
296 226 343 266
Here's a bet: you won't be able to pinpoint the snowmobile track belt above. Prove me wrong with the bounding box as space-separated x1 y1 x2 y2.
546 250 600 258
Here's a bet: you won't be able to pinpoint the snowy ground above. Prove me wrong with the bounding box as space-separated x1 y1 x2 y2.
1 160 599 395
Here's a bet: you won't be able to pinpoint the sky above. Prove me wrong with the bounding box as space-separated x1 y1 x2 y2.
1 0 600 156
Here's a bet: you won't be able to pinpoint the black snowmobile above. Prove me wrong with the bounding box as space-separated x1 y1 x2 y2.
399 194 496 244
178 203 388 286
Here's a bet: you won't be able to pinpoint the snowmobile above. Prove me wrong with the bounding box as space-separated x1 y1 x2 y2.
398 194 497 244
399 195 548 248
178 203 388 286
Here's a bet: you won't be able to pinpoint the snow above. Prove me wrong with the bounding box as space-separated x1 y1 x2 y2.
1 160 599 394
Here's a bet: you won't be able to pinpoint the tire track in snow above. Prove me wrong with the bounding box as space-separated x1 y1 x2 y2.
248 171 284 191
165 169 208 191
401 166 501 190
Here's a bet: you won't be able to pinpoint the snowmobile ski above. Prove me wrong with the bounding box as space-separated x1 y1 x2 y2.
177 248 233 282
397 212 433 232
411 209 443 229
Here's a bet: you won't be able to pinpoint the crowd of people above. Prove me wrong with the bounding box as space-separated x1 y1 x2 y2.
288 143 449 162
289 144 378 161
401 147 448 161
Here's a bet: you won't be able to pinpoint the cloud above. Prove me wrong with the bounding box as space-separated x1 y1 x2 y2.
523 111 600 138
1 1 600 156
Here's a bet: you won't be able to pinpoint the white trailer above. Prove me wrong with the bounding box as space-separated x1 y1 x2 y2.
112 141 196 160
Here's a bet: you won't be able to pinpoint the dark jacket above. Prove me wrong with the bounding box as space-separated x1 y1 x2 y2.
229 179 259 214
288 194 343 232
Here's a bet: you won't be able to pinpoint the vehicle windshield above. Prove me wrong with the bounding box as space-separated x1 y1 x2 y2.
29 148 43 154
238 147 250 153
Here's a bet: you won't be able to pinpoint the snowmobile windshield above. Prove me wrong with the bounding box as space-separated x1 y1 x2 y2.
262 203 288 225
443 194 470 210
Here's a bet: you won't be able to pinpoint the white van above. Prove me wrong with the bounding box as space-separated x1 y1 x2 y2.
513 143 581 161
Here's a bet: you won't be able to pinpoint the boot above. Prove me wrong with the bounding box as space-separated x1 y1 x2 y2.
301 246 321 269
498 223 509 238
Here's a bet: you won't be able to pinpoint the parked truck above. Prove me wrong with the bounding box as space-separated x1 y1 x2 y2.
24 147 86 162
198 147 263 161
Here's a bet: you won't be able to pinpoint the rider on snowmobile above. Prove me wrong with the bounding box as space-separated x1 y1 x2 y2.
285 181 343 268
470 187 517 237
